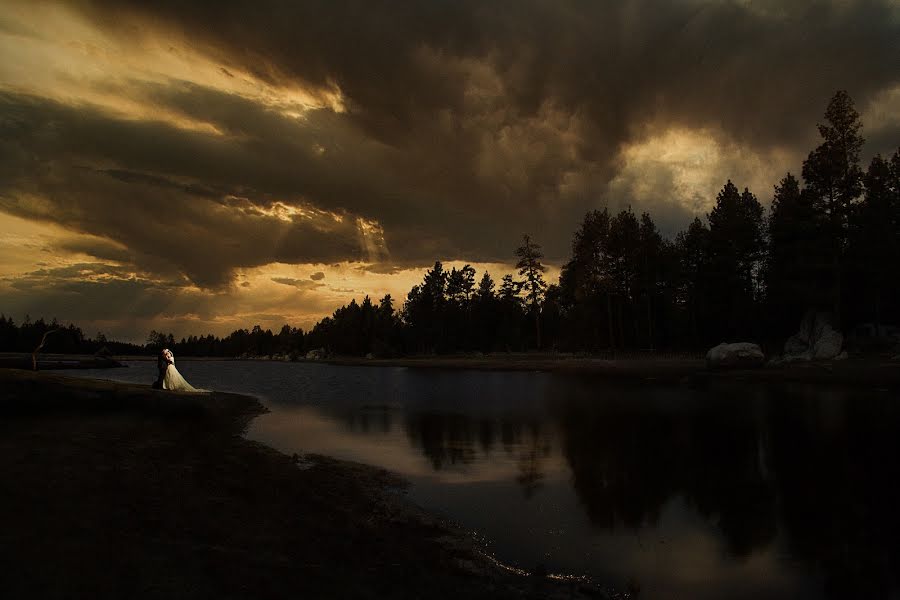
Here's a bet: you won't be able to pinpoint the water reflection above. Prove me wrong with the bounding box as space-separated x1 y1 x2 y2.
764 386 900 599
57 362 900 599
319 376 900 598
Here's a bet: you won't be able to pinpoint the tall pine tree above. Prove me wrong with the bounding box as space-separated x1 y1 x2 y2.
801 90 865 326
515 235 548 349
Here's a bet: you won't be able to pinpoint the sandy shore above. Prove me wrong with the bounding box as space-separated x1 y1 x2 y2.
0 369 606 599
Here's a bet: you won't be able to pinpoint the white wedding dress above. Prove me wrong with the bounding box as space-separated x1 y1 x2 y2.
156 351 207 392
162 362 206 392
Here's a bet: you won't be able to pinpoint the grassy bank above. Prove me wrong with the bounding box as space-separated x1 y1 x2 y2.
0 369 605 599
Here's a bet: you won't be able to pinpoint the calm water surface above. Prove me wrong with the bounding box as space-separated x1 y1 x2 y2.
56 360 900 599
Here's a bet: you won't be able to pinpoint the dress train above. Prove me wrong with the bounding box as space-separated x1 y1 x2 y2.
162 363 207 392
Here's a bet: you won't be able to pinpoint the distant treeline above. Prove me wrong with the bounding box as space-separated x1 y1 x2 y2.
1 91 897 358
303 91 900 356
0 316 145 356
0 316 307 359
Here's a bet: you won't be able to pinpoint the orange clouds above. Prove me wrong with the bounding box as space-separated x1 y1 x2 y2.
0 0 896 339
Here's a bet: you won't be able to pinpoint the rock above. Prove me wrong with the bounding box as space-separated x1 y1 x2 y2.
784 334 808 356
784 350 813 363
812 325 843 360
706 342 765 369
797 310 817 345
305 348 327 360
783 310 843 361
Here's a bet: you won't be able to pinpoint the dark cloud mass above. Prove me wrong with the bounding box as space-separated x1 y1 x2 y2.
3 0 899 295
75 1 899 145
271 277 325 291
0 91 381 286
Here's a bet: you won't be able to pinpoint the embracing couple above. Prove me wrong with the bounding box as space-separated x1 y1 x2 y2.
152 348 206 392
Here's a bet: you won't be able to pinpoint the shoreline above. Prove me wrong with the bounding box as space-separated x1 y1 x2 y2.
0 369 606 599
0 352 125 370
320 355 900 386
4 348 898 385
9 349 898 385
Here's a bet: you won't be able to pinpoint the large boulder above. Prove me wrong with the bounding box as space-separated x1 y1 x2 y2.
706 342 766 369
796 310 817 345
305 348 327 360
783 349 813 363
783 310 843 361
812 325 843 360
784 334 809 356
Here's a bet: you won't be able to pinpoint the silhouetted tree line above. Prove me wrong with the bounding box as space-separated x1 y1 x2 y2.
145 325 306 358
0 315 307 359
0 315 144 355
308 91 898 355
1 91 896 357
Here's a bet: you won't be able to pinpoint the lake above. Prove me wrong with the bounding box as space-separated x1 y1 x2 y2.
54 360 900 599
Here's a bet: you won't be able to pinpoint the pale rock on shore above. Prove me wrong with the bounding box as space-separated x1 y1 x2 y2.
706 343 765 369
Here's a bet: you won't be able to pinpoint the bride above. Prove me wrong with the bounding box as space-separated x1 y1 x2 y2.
153 348 207 392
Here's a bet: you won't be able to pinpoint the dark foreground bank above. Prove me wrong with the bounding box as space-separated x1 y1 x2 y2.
0 370 608 600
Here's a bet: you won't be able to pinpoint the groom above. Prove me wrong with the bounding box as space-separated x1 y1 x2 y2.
151 348 171 389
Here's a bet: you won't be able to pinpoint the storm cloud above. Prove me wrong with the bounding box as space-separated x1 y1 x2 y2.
0 0 897 336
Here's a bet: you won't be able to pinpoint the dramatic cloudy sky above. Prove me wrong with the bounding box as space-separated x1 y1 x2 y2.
0 0 897 341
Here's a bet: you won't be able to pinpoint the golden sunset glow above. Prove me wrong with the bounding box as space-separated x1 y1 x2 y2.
609 127 797 216
0 0 896 340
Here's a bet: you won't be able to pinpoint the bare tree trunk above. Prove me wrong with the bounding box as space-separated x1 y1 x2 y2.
617 298 625 352
874 293 881 335
690 298 698 348
632 302 639 350
833 253 842 329
606 293 616 354
31 330 57 371
830 191 842 329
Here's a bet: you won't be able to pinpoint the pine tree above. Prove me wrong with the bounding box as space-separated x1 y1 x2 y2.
707 181 765 340
801 90 865 326
515 234 548 349
477 271 495 299
607 209 641 348
637 212 663 348
674 218 710 346
559 209 613 350
473 271 498 352
851 150 900 329
766 173 821 334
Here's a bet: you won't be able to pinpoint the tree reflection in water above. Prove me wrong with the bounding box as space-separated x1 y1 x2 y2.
557 381 778 556
331 376 900 598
